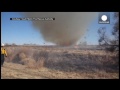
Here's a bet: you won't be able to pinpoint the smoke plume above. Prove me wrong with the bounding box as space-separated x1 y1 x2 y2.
23 12 98 46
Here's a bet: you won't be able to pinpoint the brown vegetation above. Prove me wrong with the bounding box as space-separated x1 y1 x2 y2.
2 46 119 79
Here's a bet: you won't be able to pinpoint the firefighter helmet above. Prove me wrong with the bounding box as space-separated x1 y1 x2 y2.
1 43 4 46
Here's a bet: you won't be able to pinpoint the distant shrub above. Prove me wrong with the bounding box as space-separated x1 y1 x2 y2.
33 51 48 61
19 53 26 60
36 59 44 68
20 58 36 68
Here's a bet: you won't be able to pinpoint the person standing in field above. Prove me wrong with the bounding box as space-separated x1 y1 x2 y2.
1 43 7 67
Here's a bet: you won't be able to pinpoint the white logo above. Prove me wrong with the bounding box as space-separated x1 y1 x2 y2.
101 15 107 21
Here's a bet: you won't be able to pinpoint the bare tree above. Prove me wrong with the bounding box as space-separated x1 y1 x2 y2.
12 43 17 46
5 43 9 46
98 12 119 52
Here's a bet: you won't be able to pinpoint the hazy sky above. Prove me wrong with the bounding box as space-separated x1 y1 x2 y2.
1 12 115 45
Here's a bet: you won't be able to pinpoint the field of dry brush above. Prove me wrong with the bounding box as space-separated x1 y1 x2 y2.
1 46 119 79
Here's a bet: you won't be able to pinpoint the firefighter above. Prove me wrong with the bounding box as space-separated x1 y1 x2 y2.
1 43 7 67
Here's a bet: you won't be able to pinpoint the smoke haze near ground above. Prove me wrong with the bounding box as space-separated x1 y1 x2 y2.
23 12 98 46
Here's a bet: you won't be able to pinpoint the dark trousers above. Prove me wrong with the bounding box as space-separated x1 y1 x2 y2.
1 54 4 66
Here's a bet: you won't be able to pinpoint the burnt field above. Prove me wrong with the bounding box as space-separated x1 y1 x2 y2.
2 46 119 79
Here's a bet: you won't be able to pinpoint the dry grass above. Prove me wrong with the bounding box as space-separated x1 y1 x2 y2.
1 62 118 79
2 46 119 79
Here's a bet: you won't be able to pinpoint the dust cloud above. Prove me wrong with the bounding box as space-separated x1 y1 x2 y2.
23 12 98 46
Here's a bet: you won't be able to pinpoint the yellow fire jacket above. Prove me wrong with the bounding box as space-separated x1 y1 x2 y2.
1 47 7 56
